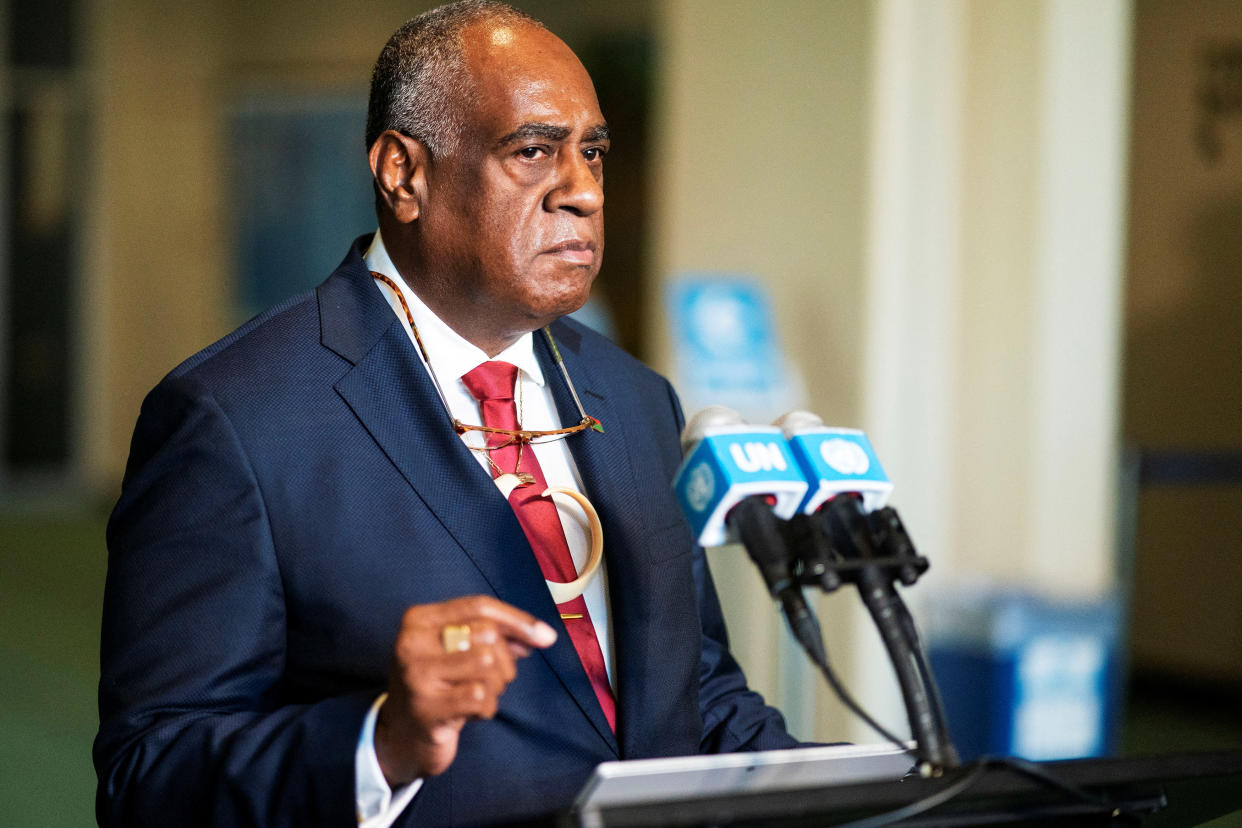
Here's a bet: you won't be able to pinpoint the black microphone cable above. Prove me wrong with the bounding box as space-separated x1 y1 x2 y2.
729 495 917 760
866 506 956 761
821 494 954 770
728 495 828 669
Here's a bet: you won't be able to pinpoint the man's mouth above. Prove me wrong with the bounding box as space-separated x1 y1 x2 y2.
544 239 597 266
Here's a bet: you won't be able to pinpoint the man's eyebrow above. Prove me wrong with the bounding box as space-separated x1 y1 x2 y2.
583 124 611 143
494 122 612 147
496 123 571 146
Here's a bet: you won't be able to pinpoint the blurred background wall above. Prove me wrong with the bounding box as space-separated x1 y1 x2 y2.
1125 0 1242 693
2 0 1241 825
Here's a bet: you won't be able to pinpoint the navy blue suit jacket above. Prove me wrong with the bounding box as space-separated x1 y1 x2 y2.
95 240 796 826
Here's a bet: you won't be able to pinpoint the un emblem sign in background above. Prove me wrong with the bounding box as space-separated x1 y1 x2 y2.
685 462 716 513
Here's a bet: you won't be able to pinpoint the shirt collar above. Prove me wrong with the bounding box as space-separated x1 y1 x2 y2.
363 230 546 388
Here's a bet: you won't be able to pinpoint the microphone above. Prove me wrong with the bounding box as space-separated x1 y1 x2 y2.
774 410 893 515
673 406 807 548
775 410 893 591
775 410 920 585
674 407 825 666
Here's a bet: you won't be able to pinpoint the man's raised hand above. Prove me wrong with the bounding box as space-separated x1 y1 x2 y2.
374 595 557 785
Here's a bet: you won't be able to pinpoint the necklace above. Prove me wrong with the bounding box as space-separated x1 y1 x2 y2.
373 270 607 605
473 380 535 484
371 271 602 462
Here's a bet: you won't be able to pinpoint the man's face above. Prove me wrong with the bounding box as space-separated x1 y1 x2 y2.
417 22 608 344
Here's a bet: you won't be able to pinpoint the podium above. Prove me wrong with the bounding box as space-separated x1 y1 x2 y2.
565 748 1242 827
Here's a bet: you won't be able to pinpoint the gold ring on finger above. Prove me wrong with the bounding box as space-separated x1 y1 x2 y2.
442 623 472 653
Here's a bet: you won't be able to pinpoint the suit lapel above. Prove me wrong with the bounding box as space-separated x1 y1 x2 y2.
538 324 656 759
322 245 517 595
334 327 542 606
321 255 618 755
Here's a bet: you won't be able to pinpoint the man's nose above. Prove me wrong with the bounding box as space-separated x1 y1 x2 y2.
546 152 603 216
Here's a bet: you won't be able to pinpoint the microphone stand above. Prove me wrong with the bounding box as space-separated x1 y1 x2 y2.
799 496 959 774
866 506 956 764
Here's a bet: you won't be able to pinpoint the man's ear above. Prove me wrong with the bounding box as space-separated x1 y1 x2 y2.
368 130 427 225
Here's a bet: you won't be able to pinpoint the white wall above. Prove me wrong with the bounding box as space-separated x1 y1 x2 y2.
651 0 1131 743
649 0 875 740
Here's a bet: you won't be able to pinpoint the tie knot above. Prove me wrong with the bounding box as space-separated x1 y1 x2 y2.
462 360 519 403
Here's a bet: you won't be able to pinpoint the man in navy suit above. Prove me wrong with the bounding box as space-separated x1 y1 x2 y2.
95 2 798 825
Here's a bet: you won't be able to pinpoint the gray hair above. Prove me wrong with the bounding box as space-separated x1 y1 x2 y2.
365 0 543 159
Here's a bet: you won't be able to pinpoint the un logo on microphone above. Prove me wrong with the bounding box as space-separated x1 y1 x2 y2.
820 438 871 476
685 462 716 513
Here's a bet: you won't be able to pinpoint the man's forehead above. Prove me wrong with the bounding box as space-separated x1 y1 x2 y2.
458 20 601 121
462 19 564 66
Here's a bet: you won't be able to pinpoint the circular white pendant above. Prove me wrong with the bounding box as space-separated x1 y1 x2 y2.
494 475 604 604
539 486 604 604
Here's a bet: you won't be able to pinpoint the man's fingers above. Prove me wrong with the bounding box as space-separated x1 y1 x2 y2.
406 595 557 651
432 644 517 693
446 620 526 675
380 596 553 784
448 680 499 718
395 647 512 700
408 677 502 724
458 596 557 649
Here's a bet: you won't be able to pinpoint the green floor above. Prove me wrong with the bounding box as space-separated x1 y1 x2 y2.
2 508 109 826
2 510 1240 826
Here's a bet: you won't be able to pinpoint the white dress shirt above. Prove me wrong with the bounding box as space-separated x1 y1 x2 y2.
355 232 614 826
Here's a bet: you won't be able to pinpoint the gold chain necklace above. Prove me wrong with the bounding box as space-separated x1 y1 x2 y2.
370 272 603 466
372 271 608 609
472 379 534 483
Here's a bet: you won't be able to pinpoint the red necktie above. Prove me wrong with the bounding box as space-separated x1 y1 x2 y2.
462 360 616 732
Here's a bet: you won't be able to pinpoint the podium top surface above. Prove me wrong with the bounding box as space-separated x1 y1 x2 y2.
568 748 1242 828
575 743 914 812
